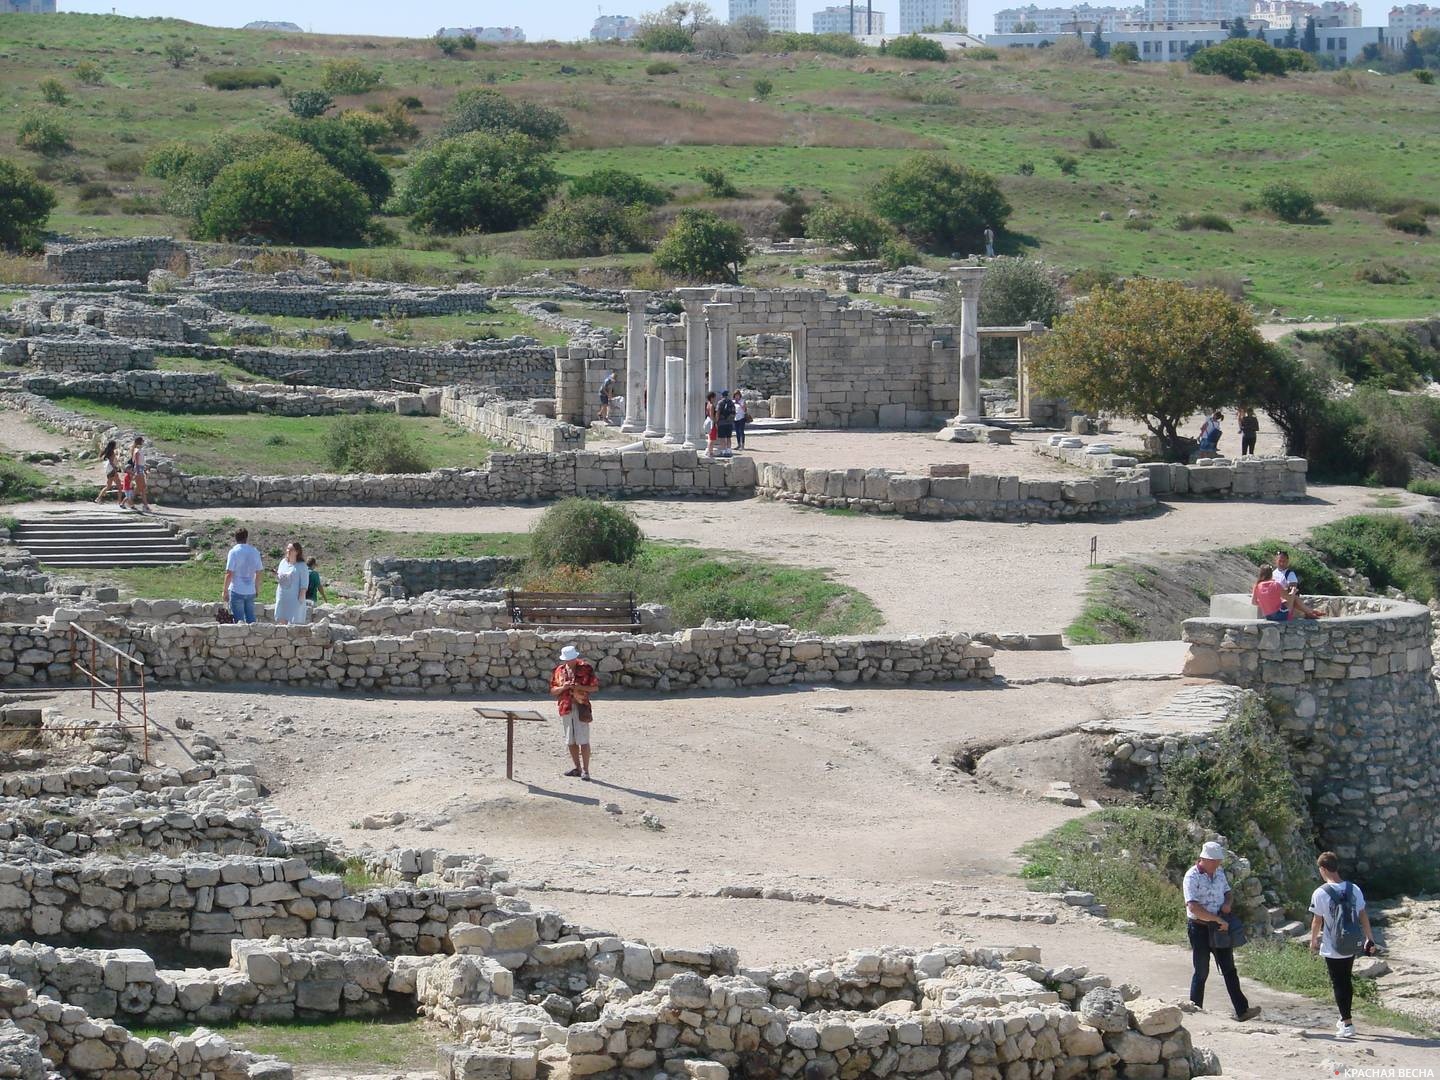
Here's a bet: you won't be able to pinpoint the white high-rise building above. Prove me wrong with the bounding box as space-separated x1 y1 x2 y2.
813 4 888 33
1140 0 1248 22
591 14 641 40
1250 0 1360 27
729 0 798 30
897 0 969 31
993 3 1138 32
1386 3 1440 48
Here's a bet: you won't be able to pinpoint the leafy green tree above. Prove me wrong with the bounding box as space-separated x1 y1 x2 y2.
269 117 392 209
1282 24 1298 48
1090 27 1109 57
944 256 1063 374
394 131 560 235
197 147 371 244
15 113 71 157
805 203 891 258
1190 37 1287 78
0 158 57 252
1229 16 1249 38
569 169 669 207
439 89 569 149
163 40 191 68
697 165 738 198
869 154 1010 254
887 35 948 61
652 209 747 282
320 59 383 94
1112 41 1139 62
285 89 333 118
774 185 809 238
1300 16 1319 52
1027 278 1278 461
1402 34 1424 70
1260 180 1318 223
529 196 650 258
637 24 696 52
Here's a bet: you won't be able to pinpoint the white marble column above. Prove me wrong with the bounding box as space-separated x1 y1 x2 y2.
620 289 650 432
704 303 735 394
949 266 987 424
664 356 685 445
643 334 665 439
676 289 711 450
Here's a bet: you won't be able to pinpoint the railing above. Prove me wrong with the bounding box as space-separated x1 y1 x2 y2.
61 623 150 762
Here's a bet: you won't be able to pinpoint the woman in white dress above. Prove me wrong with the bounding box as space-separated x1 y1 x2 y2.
274 541 308 625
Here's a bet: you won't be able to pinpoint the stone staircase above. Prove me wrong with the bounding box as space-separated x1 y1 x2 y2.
11 512 191 568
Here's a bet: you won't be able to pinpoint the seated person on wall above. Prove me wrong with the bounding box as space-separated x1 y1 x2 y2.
1252 564 1289 622
1196 411 1224 454
1274 549 1325 620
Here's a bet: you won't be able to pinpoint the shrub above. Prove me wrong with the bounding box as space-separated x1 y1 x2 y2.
1407 478 1440 497
804 203 891 258
73 61 104 86
869 154 1011 254
652 209 747 283
645 60 679 75
320 59 383 95
879 235 920 270
1175 211 1233 232
434 33 461 55
1112 41 1139 62
197 147 371 244
439 89 569 148
1085 129 1115 149
268 117 393 209
16 113 71 157
335 109 391 146
570 169 668 207
394 131 560 235
774 185 808 238
1291 322 1439 389
1189 270 1246 300
1191 38 1287 79
887 34 948 61
1016 161 1034 176
1315 168 1384 210
0 159 57 253
1417 68 1436 84
529 196 650 258
162 41 191 68
38 78 69 105
203 69 281 90
1385 208 1430 235
1355 261 1410 284
103 150 145 178
397 95 423 111
1053 153 1079 175
964 46 1000 59
529 498 643 568
637 24 695 53
697 165 739 198
286 89 333 118
1310 515 1440 601
77 182 112 202
943 256 1062 375
753 77 774 100
1260 180 1318 223
322 414 430 474
1122 216 1152 230
769 31 866 57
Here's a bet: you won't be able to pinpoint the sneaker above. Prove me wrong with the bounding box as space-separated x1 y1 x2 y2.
1237 1006 1261 1022
563 768 581 777
1336 1021 1356 1039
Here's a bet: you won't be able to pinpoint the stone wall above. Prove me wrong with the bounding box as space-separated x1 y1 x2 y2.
758 463 1155 521
1033 443 1308 499
1182 595 1440 879
364 556 525 601
227 342 557 394
17 370 423 416
16 338 155 374
189 283 497 319
441 386 585 454
43 237 187 284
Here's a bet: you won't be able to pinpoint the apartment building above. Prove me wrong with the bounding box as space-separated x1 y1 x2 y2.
729 0 799 30
814 4 888 33
993 4 1138 33
897 0 970 32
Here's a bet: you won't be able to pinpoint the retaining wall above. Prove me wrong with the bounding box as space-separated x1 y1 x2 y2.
15 338 155 374
1033 444 1308 499
189 284 497 319
363 556 524 601
43 238 186 284
441 386 584 454
16 370 423 416
227 343 556 394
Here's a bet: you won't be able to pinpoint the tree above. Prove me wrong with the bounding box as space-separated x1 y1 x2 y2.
197 147 371 244
1229 16 1249 38
697 165 738 198
162 40 191 68
1260 180 1318 223
268 116 393 209
1026 279 1278 462
1112 41 1139 62
1402 34 1424 70
636 2 713 51
1300 16 1319 53
942 256 1063 375
870 154 1011 254
439 89 569 148
394 131 560 235
569 169 669 207
1190 38 1288 79
529 196 650 258
1283 24 1298 48
888 35 948 61
805 203 891 258
285 89 333 119
0 158 57 253
774 185 809 238
652 209 747 282
1090 27 1109 57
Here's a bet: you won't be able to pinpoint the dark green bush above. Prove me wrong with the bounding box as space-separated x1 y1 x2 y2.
394 131 560 235
1191 38 1288 79
1085 129 1116 149
1291 323 1439 389
1226 539 1347 596
569 169 668 207
1175 211 1233 232
1112 41 1139 62
1355 262 1410 284
652 209 747 282
322 414 430 474
887 35 947 61
636 25 695 53
1260 180 1318 223
697 165 739 198
879 235 920 269
753 77 774 100
1054 153 1079 175
529 196 650 258
1415 68 1435 84
768 31 866 57
197 147 371 244
286 89 333 118
870 154 1011 254
529 498 643 568
320 59 383 95
38 77 69 105
269 116 392 209
1309 515 1440 601
1385 208 1430 235
0 158 57 252
203 68 281 90
439 89 569 148
645 60 679 75
805 203 891 258
73 60 104 86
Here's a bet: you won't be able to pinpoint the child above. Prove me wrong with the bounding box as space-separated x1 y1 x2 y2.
119 462 137 510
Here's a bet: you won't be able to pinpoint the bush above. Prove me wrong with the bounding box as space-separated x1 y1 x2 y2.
1175 211 1233 232
0 158 57 252
1385 208 1430 235
774 185 808 238
103 150 145 178
1260 180 1318 223
73 61 104 86
1191 38 1287 79
805 202 891 258
1310 515 1440 601
652 209 747 283
196 147 372 244
964 46 999 59
697 165 739 198
1016 161 1034 176
1189 270 1246 300
1417 68 1436 84
769 31 867 57
394 131 560 235
869 154 1011 255
1053 153 1079 175
269 117 393 209
322 414 430 474
569 168 668 208
1355 261 1410 284
77 182 112 202
38 78 69 105
286 89 333 118
1112 41 1139 62
529 498 643 569
879 235 920 269
753 77 774 100
1122 216 1152 231
637 24 695 53
1290 322 1439 389
320 59 383 95
1085 129 1116 149
944 256 1062 375
16 113 71 157
439 89 569 148
1316 167 1385 210
203 69 281 90
529 196 650 258
397 95 423 111
887 35 948 61
1407 478 1440 497
645 60 679 75
162 40 191 68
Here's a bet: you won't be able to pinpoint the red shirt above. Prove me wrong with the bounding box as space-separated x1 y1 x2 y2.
550 660 598 716
1252 579 1286 617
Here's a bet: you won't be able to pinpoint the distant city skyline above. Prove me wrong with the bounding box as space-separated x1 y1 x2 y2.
56 0 1399 38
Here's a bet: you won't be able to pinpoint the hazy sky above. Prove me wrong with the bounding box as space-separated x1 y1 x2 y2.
58 0 1391 40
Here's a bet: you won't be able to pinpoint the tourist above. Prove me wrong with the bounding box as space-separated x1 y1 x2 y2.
1238 408 1260 456
599 372 615 423
715 388 736 457
221 527 263 625
119 463 137 510
1183 841 1262 1022
1251 564 1289 622
732 389 749 451
129 435 154 512
305 557 328 611
1197 411 1224 453
95 440 122 504
1273 550 1323 620
1309 851 1378 1039
704 391 718 457
549 644 599 781
273 541 308 625
984 225 995 258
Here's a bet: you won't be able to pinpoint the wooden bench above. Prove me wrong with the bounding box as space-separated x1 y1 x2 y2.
507 590 640 631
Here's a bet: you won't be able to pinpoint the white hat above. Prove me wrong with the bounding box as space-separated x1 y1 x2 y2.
559 645 580 662
1199 841 1226 861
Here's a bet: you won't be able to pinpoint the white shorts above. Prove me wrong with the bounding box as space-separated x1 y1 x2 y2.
562 714 590 746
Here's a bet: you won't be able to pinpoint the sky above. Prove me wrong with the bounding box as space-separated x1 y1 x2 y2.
58 0 1391 40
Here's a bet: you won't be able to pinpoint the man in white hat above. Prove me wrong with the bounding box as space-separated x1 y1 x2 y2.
548 644 599 780
1183 840 1261 1022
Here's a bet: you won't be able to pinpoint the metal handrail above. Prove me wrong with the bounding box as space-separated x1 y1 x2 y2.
66 622 151 763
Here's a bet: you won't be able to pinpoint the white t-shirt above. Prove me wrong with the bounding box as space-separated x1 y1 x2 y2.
1273 567 1298 589
224 543 263 596
1309 880 1366 959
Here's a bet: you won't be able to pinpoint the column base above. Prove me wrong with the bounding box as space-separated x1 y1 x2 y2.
643 427 664 439
620 421 644 433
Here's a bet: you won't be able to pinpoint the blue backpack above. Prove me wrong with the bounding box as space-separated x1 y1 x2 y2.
1324 882 1365 956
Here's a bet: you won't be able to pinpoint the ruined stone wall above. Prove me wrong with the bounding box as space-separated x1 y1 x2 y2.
1182 596 1440 879
364 555 524 601
42 237 186 284
17 338 155 374
1033 444 1309 499
189 283 496 319
17 370 420 416
441 386 584 454
227 343 556 394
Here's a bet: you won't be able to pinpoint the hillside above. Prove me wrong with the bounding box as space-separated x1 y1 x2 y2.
2 12 1440 316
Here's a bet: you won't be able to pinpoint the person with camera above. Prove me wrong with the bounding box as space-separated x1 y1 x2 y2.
1310 851 1379 1039
549 645 599 781
1183 841 1262 1022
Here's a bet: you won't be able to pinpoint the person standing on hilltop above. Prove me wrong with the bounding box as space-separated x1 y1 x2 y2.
549 644 599 781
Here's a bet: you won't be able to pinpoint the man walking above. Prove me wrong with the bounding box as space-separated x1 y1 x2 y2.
1310 851 1378 1039
221 527 263 624
1184 841 1262 1022
549 644 599 781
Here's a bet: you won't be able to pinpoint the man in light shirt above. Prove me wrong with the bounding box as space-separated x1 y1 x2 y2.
222 527 263 624
1272 549 1323 619
1183 841 1261 1021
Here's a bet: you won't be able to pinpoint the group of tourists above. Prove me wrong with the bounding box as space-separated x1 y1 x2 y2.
95 436 153 512
1197 408 1261 456
1249 548 1324 623
704 389 748 456
220 527 328 625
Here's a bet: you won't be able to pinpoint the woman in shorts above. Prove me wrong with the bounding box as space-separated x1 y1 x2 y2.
1251 563 1289 622
95 440 122 503
129 435 153 512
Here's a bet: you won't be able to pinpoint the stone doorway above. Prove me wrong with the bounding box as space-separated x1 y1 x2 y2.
733 325 805 424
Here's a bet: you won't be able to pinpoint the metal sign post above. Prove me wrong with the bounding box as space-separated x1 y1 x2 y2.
474 707 547 781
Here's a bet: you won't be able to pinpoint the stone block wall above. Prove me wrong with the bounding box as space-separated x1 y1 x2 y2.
21 338 155 374
228 342 557 394
190 283 497 319
441 386 585 453
18 370 418 416
43 238 186 284
364 556 524 601
1032 443 1308 499
758 463 1155 521
1182 596 1440 879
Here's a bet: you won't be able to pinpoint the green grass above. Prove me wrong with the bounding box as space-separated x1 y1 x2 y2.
48 399 501 476
1223 537 1349 596
1307 515 1440 602
129 1017 441 1068
1368 493 1404 508
1065 565 1145 644
154 355 267 383
1238 941 1436 1037
0 452 92 504
1406 478 1440 497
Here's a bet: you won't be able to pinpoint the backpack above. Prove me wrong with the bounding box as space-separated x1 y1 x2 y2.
717 396 736 421
1324 882 1365 956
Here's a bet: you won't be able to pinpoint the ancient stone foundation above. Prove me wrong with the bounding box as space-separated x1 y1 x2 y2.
442 385 585 453
1033 444 1308 499
43 237 187 284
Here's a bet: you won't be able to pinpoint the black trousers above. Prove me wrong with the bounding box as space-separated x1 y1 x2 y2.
1188 920 1250 1015
1325 955 1354 1020
733 417 749 447
1241 433 1257 455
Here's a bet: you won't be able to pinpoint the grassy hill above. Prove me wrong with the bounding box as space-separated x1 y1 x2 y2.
2 12 1439 316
